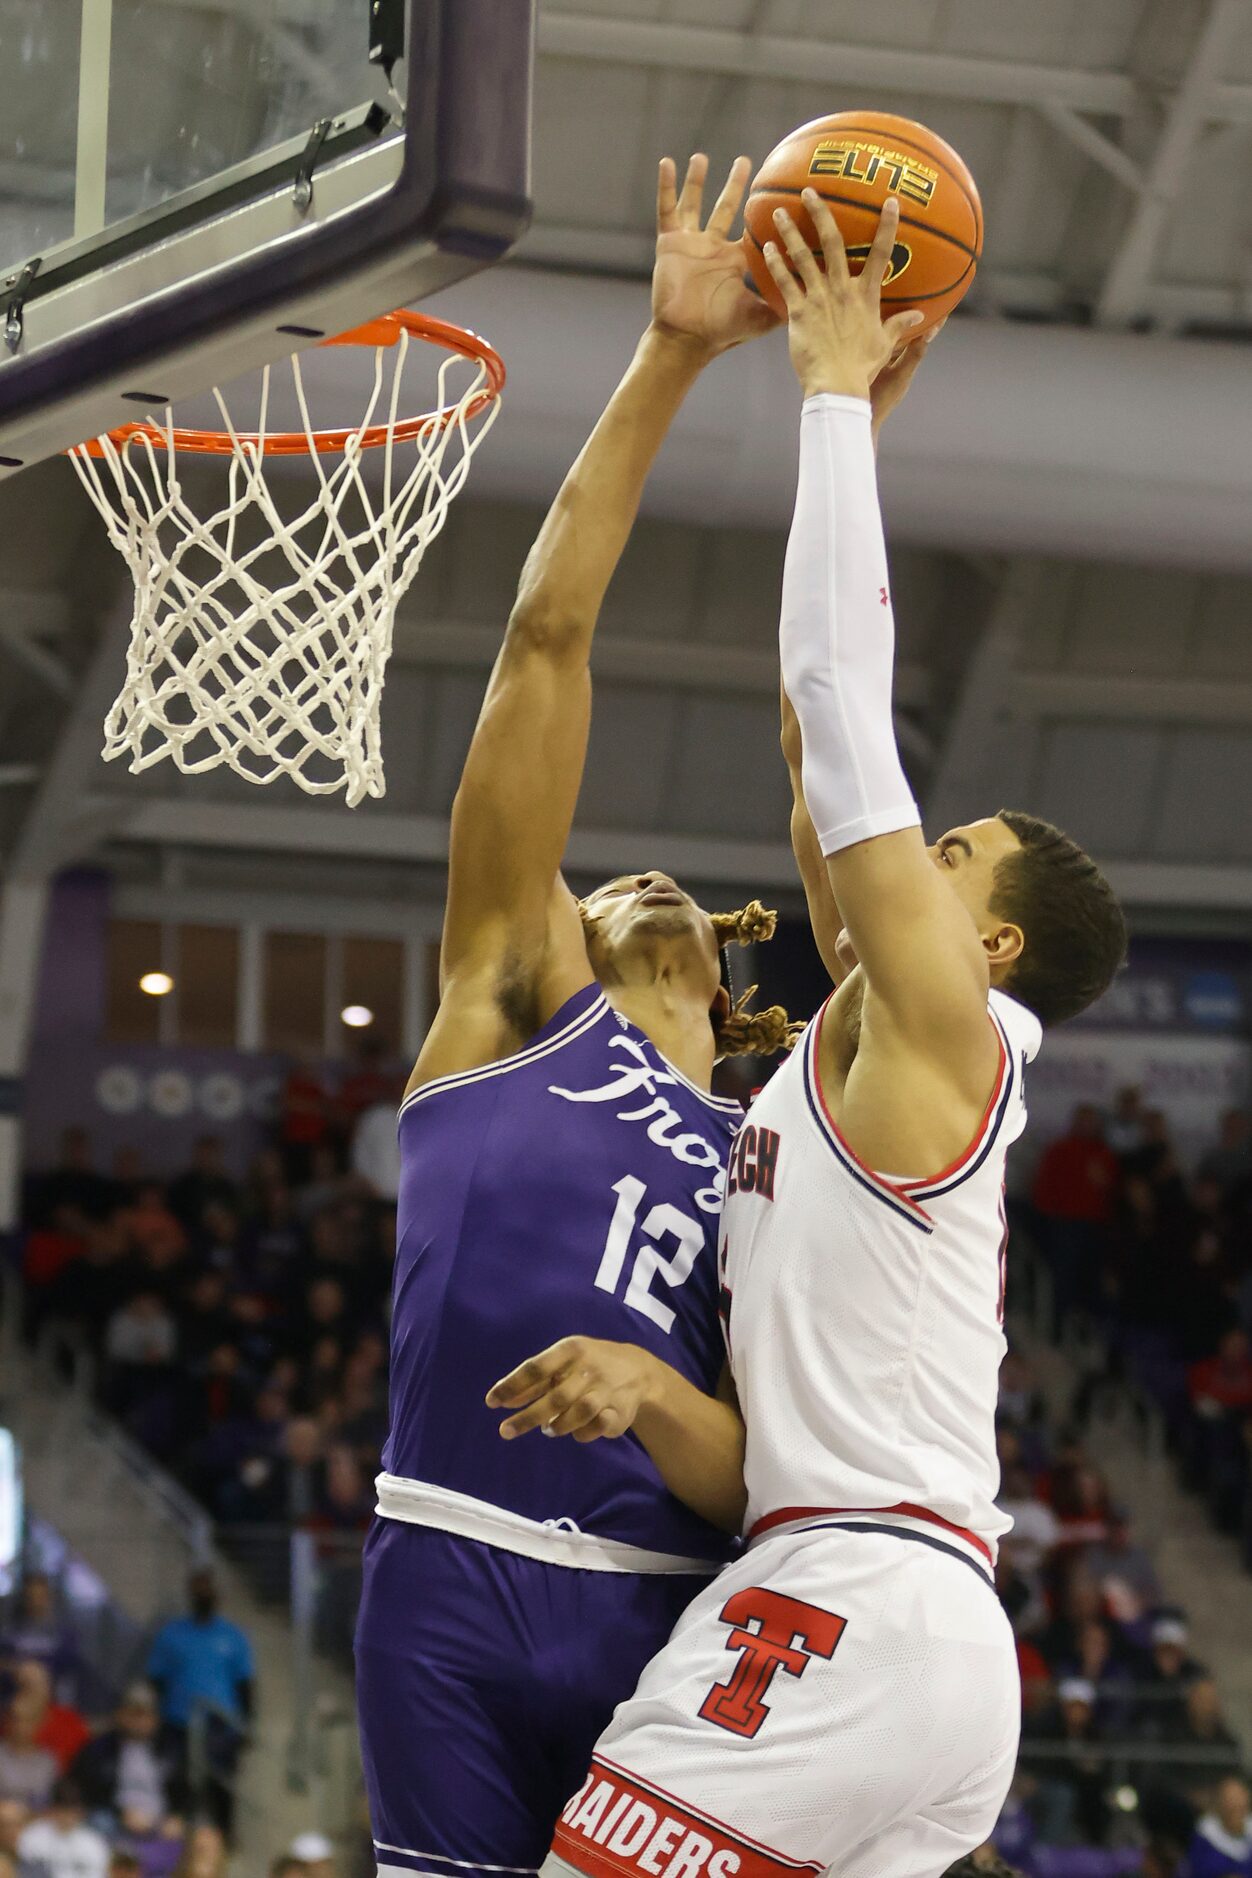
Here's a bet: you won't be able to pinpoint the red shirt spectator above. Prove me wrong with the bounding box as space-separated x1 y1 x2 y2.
22 1209 87 1289
11 1663 90 1773
1032 1105 1119 1223
120 1186 187 1265
1189 1329 1252 1414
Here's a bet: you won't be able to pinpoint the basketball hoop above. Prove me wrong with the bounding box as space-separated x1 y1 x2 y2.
69 311 505 807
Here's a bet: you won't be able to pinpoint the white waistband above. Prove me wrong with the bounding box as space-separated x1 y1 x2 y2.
374 1475 721 1575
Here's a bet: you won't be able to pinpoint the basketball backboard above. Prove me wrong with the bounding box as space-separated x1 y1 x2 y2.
0 0 534 478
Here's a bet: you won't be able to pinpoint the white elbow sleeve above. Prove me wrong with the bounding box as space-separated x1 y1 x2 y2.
779 393 921 857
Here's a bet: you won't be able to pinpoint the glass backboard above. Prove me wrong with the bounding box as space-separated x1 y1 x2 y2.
0 0 533 476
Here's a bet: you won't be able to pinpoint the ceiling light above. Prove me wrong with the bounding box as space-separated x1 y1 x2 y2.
138 971 174 997
341 1004 374 1028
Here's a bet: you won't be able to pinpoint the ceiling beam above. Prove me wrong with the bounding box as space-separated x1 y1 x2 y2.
1104 860 1252 911
536 14 1144 114
85 796 1252 913
1015 672 1252 727
393 619 932 709
87 796 803 891
1097 0 1248 327
1034 102 1146 194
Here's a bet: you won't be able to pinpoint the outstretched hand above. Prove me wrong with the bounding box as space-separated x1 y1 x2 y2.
651 153 780 357
762 191 924 401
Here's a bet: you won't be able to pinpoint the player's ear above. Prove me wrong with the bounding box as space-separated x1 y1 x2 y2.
710 983 732 1029
983 919 1024 972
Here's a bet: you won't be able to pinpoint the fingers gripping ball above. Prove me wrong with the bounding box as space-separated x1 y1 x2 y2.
744 112 982 338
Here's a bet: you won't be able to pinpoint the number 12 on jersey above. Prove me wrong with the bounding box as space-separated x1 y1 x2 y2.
594 1176 705 1335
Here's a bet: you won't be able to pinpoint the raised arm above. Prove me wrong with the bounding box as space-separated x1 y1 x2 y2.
413 155 775 1088
762 198 1002 1100
780 680 846 985
779 336 937 991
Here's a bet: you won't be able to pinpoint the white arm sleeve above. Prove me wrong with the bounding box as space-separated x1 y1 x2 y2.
779 392 921 857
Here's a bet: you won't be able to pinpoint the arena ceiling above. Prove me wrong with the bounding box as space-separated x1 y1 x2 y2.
0 0 1251 927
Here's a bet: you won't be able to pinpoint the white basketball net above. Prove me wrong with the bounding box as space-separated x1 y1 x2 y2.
69 329 500 807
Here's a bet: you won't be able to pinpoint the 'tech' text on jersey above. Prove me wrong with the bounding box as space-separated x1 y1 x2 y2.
721 986 1042 1572
387 985 743 1564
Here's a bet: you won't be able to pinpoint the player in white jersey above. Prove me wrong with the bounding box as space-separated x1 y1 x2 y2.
492 194 1127 1878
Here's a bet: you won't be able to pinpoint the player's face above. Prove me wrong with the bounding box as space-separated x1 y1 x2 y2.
834 817 1023 975
926 817 1023 930
582 873 718 980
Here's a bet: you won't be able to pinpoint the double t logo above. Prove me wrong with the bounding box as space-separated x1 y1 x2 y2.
698 1588 847 1739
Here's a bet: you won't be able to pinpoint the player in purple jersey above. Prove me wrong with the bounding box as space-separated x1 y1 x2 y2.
355 153 798 1878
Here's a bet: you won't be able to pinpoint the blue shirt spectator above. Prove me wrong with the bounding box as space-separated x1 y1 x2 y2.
145 1572 253 1730
1188 1779 1252 1878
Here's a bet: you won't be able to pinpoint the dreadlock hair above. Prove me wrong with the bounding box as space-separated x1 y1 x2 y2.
709 900 803 1060
576 894 800 1059
942 1852 1024 1878
993 810 1127 1029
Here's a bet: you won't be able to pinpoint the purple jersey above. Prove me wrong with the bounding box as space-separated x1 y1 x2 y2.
387 983 742 1564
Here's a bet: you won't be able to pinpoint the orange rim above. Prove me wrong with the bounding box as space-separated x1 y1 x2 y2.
76 310 505 459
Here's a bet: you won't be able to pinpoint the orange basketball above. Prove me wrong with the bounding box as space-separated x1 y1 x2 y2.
743 112 982 339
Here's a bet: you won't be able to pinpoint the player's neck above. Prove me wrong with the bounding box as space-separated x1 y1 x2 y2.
606 983 717 1089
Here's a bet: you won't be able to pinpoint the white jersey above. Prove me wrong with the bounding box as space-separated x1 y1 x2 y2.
722 986 1042 1573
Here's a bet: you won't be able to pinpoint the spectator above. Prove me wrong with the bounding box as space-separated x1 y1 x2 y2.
110 1857 144 1878
1083 1508 1163 1630
104 1293 178 1408
16 1778 109 1878
29 1130 118 1225
0 1800 28 1864
286 1832 336 1878
1031 1107 1119 1332
0 1579 79 1701
170 1824 226 1878
240 1186 305 1294
287 1832 335 1878
1153 1678 1243 1818
0 1693 59 1809
1187 1776 1252 1878
997 1465 1059 1577
192 1206 242 1282
71 1683 187 1831
1189 1328 1252 1415
1197 1109 1252 1200
1140 1614 1207 1727
270 1862 303 1878
146 1573 252 1835
1060 1620 1136 1735
294 1150 346 1226
1105 1086 1148 1162
1022 1678 1108 1846
279 1060 333 1187
120 1188 187 1269
167 1142 237 1235
177 1276 231 1368
11 1663 89 1774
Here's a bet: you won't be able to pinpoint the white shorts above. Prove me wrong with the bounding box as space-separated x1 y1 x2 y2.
551 1522 1020 1878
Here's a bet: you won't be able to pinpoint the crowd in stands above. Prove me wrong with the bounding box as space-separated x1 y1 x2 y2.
18 1043 404 1547
6 1071 1252 1877
0 1565 332 1878
1029 1096 1252 1566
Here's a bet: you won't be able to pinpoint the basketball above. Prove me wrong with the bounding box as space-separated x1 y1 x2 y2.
743 112 983 337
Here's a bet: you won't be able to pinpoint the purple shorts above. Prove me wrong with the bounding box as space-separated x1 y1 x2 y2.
356 1517 706 1878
